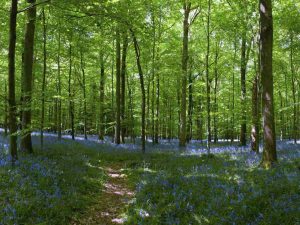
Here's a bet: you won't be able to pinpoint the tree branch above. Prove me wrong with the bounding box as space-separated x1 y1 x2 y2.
18 0 51 14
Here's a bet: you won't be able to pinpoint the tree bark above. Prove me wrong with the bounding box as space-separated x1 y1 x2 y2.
131 29 146 153
4 80 8 136
21 0 37 153
115 29 121 144
213 41 220 143
57 28 62 140
290 34 297 144
240 34 247 146
120 32 128 143
260 0 277 167
179 1 191 147
40 7 46 149
69 43 75 140
80 50 88 140
206 0 212 153
251 75 259 153
8 0 18 163
99 51 105 140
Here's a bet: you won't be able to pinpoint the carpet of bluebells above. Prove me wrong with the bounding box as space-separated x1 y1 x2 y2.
0 131 300 224
0 134 105 225
125 145 300 225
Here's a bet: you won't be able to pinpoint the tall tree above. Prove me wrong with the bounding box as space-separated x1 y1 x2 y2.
120 31 128 143
40 7 47 149
130 28 146 153
57 27 62 140
206 0 212 153
240 34 247 146
99 50 105 140
179 1 191 147
8 0 18 163
115 28 121 144
68 43 75 140
260 0 277 167
21 0 37 153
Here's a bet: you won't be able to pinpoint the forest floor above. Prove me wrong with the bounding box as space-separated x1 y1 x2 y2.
71 163 134 225
0 132 300 224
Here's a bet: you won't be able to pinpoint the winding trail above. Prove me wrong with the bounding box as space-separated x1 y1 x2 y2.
71 164 134 225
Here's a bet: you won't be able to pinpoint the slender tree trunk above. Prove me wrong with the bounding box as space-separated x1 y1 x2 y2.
151 14 156 144
115 29 121 144
240 34 247 146
21 0 37 153
4 80 8 136
187 67 193 142
8 0 18 163
121 32 128 143
260 0 277 167
57 28 62 140
251 75 259 153
99 51 105 140
127 75 135 143
290 34 297 144
41 7 46 149
155 65 160 144
80 50 88 140
131 29 146 153
213 41 220 143
206 0 212 153
69 43 75 140
179 2 191 147
111 41 115 140
251 45 261 153
231 39 237 142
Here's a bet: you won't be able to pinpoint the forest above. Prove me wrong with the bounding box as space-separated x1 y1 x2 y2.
0 0 299 224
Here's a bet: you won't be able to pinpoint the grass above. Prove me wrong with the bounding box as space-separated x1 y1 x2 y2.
0 138 299 225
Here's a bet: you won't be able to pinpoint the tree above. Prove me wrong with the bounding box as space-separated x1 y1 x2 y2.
21 0 37 153
115 28 121 144
40 7 47 149
260 0 277 167
8 0 18 163
205 0 212 153
130 28 146 153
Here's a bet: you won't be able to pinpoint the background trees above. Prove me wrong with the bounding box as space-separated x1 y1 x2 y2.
0 0 299 157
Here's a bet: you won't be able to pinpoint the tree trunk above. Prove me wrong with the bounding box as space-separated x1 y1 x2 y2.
179 2 191 147
213 41 220 143
115 29 121 144
240 35 247 146
290 34 297 144
131 29 146 153
69 43 75 140
8 0 18 163
187 67 193 142
41 7 46 149
231 38 237 143
260 0 277 167
127 75 135 143
80 50 88 140
4 80 8 136
251 75 259 153
121 32 128 143
57 28 62 140
206 0 212 153
99 51 105 140
21 0 37 153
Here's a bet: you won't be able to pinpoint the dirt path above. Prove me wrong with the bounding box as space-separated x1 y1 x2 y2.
71 165 134 225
